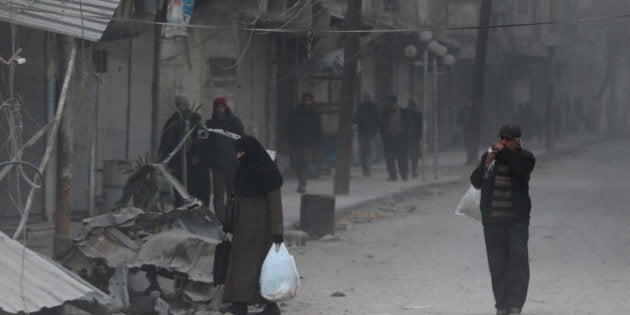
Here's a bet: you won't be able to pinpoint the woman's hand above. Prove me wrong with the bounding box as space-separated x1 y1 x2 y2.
272 234 284 244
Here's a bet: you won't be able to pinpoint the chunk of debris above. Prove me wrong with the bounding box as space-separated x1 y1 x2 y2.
338 210 384 223
284 230 309 246
319 234 342 242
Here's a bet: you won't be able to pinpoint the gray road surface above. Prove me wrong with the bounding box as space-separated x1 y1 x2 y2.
282 138 630 314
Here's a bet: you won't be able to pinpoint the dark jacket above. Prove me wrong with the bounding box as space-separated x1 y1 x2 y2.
354 100 380 136
286 103 322 147
470 147 536 224
380 105 409 141
157 111 202 170
204 108 244 169
405 105 423 140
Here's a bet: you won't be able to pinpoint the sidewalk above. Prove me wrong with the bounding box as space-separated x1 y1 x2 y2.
280 133 599 229
280 149 467 228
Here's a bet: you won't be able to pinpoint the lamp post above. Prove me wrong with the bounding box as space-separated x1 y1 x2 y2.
419 31 432 181
428 42 447 180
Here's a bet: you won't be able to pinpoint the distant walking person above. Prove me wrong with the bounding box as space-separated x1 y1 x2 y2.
470 124 536 315
380 94 409 181
157 94 207 206
354 93 380 176
204 97 244 225
405 99 423 178
285 92 322 193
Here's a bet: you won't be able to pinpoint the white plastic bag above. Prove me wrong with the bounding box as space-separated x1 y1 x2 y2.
455 185 482 220
259 243 300 302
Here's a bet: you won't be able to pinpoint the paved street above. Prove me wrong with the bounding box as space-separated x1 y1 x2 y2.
280 136 629 314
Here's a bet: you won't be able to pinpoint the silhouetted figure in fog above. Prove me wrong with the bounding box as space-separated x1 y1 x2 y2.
513 103 541 143
157 94 207 206
470 124 536 315
380 94 409 181
285 92 322 193
354 93 380 176
204 97 244 225
405 99 423 178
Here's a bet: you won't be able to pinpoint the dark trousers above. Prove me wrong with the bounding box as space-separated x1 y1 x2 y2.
358 134 374 176
188 165 210 205
483 223 530 310
171 165 210 207
212 167 236 225
290 145 314 186
383 135 409 180
408 137 421 176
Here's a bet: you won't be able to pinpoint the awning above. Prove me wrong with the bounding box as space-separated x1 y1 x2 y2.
0 0 123 41
0 231 110 313
318 0 345 19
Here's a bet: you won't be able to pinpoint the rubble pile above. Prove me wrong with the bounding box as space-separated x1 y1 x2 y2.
59 203 225 314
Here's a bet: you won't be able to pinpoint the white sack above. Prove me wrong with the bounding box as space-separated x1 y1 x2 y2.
259 243 300 302
455 185 482 220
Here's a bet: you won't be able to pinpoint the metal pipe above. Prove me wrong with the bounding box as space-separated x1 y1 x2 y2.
421 49 428 181
433 57 439 180
88 75 101 216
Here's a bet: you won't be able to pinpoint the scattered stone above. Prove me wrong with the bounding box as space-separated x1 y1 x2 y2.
284 230 309 246
330 291 346 297
338 210 384 223
405 205 418 213
319 234 341 242
401 305 432 310
336 219 352 231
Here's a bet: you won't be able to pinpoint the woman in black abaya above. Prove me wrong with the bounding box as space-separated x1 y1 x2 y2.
221 135 284 315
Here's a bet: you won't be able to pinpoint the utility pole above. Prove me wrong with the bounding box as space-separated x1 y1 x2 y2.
54 35 76 257
333 0 362 195
466 0 492 164
544 0 557 152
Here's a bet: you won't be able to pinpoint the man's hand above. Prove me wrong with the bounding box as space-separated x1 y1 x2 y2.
485 145 499 165
491 143 504 152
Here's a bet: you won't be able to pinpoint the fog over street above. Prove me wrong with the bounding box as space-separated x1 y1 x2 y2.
285 138 630 315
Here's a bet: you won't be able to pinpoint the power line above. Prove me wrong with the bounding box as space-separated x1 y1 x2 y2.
2 3 630 35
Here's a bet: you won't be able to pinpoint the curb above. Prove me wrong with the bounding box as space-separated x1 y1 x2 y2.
334 175 463 219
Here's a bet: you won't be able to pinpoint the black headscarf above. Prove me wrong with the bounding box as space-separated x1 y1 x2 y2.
234 135 283 197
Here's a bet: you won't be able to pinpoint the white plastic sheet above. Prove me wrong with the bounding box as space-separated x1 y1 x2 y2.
455 185 482 220
259 243 300 302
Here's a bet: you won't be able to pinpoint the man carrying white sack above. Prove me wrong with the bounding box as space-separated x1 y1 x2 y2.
470 124 536 315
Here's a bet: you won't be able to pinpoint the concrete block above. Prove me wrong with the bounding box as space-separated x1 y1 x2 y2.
299 194 335 239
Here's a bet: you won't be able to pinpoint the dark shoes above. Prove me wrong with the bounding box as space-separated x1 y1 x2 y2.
497 307 522 315
509 307 522 314
387 176 397 181
254 303 281 315
296 185 306 193
221 302 248 315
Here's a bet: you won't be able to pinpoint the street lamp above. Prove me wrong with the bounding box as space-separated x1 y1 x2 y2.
419 30 433 43
442 54 456 67
404 44 418 58
427 42 448 179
